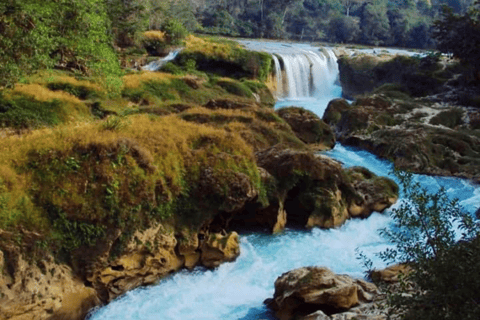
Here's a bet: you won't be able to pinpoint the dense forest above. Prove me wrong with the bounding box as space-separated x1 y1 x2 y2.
1 0 479 88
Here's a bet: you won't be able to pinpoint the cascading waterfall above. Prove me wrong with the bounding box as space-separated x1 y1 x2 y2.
141 49 182 71
89 41 480 320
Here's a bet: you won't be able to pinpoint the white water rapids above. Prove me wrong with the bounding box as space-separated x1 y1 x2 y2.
89 42 480 320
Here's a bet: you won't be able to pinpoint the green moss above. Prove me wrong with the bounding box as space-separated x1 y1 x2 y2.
0 95 91 129
430 108 465 128
46 82 100 100
217 80 253 97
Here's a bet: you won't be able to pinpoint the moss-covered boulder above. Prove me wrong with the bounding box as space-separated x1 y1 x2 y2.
276 106 336 150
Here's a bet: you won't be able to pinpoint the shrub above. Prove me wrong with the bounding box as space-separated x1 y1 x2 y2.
162 19 189 46
364 170 480 320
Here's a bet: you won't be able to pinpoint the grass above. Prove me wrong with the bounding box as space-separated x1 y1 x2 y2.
0 32 281 264
0 113 265 257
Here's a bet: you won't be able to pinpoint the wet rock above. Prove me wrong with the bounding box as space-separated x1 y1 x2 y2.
323 99 351 126
345 167 399 218
266 266 378 320
88 226 184 301
254 146 397 230
277 106 335 149
200 231 240 268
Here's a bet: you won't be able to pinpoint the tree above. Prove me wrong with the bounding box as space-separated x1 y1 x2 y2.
105 0 148 47
432 1 480 76
328 15 360 42
368 171 480 320
340 0 367 16
360 0 390 45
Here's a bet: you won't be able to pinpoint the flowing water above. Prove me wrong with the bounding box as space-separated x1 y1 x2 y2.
89 41 480 320
141 50 182 71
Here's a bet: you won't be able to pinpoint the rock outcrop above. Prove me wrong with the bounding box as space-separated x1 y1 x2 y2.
266 267 379 320
0 248 99 320
323 95 480 182
276 106 336 150
251 146 398 230
337 54 446 99
370 264 412 284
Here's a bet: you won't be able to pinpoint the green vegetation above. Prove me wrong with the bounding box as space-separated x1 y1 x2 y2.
429 108 465 128
433 1 480 77
362 171 480 320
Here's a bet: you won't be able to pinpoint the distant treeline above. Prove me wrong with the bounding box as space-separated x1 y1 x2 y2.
102 0 474 48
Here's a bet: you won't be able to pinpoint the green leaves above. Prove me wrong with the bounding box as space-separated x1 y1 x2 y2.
0 0 121 88
374 170 480 320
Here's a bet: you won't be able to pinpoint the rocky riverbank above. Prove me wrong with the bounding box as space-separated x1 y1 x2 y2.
0 37 400 319
329 51 480 183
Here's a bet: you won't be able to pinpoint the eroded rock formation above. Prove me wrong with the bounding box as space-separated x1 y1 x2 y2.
266 266 379 320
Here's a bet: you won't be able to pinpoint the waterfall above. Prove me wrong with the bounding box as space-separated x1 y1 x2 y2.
274 50 338 99
141 49 182 71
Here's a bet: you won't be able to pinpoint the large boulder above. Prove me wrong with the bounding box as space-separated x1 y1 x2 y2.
266 267 378 320
277 106 336 149
370 264 413 283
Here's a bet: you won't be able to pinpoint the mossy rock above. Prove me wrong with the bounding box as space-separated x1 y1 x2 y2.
277 106 335 148
323 98 351 126
429 108 465 128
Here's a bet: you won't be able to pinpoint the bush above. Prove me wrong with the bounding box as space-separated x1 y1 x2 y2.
162 19 189 46
142 30 168 56
366 170 480 320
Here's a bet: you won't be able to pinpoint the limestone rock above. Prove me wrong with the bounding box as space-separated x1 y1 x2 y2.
0 250 99 320
88 226 184 301
277 106 336 149
370 264 412 283
200 232 240 268
267 267 378 320
346 167 399 218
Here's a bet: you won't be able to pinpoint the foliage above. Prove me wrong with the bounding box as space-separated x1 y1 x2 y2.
374 170 480 320
432 1 480 75
0 0 121 88
162 19 189 45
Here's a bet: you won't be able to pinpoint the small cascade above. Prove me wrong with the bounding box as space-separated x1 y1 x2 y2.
141 49 182 71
